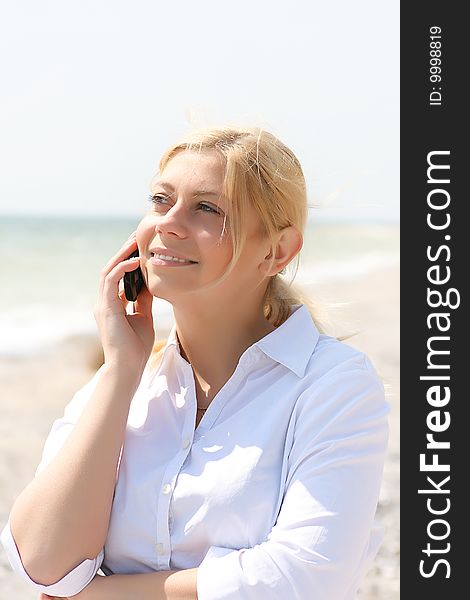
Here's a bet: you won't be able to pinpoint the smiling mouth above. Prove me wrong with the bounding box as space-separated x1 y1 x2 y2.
151 253 198 264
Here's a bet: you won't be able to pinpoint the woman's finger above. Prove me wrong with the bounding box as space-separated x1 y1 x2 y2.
95 259 142 319
98 236 138 296
94 255 141 318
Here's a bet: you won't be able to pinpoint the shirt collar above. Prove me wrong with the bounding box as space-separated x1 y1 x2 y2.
254 304 319 378
162 303 319 378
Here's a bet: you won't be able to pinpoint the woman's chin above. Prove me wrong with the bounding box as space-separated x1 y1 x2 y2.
146 280 189 303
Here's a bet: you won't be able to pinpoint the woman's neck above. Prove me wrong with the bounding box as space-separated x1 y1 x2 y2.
173 304 275 394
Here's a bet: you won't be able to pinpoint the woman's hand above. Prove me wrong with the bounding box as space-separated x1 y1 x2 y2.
93 232 155 374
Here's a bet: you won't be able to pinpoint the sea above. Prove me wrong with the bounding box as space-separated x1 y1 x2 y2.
0 215 399 357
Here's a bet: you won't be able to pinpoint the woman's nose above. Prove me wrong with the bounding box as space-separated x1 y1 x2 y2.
154 202 189 238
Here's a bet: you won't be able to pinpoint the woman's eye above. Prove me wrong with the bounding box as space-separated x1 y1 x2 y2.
199 203 221 214
148 194 168 207
148 194 221 215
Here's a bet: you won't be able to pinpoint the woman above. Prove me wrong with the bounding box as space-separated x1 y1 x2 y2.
1 127 389 599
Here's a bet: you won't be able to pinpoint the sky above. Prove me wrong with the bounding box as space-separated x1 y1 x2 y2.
0 1 399 222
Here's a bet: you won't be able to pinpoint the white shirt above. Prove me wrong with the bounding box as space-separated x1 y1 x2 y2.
1 303 389 599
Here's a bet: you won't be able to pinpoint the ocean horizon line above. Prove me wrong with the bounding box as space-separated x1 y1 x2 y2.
1 212 399 226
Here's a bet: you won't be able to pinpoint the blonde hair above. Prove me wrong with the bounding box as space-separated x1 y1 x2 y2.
149 126 328 368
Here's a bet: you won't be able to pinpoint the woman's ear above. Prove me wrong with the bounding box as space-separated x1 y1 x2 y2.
260 226 303 276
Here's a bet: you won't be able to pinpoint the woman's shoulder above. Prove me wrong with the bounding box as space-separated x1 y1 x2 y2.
307 332 380 380
60 364 107 422
299 333 388 418
143 338 170 377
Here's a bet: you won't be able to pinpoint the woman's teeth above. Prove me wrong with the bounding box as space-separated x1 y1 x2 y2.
153 253 194 263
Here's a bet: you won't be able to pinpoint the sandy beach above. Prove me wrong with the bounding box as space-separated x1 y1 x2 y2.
0 265 399 599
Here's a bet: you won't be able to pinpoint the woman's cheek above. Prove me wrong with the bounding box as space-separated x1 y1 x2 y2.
135 216 152 253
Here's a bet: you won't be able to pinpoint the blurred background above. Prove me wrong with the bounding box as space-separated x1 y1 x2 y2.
0 1 399 598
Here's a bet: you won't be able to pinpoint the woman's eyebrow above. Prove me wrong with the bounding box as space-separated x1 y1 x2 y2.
153 181 222 198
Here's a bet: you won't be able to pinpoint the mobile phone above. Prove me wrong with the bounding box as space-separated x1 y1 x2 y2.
123 249 145 301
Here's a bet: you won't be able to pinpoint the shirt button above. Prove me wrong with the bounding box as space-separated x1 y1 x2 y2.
162 483 172 495
182 438 191 449
156 543 165 555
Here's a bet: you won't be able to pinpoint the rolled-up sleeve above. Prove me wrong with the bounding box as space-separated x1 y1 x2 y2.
0 366 106 595
197 360 389 599
1 520 104 596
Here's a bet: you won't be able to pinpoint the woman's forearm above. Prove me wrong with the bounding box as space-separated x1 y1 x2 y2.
9 364 142 586
72 569 199 600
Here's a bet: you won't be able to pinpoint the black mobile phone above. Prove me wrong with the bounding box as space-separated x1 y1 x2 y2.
123 249 145 301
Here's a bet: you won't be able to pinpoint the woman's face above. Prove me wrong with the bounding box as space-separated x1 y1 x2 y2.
136 150 271 304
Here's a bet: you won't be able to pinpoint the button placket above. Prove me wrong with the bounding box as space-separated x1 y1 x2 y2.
155 495 169 565
155 425 194 568
156 542 165 556
155 466 177 567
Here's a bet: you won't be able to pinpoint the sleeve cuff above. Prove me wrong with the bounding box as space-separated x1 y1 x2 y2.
197 545 283 600
1 519 104 596
197 546 239 600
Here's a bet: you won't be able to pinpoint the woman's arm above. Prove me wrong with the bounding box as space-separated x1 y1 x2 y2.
39 568 199 600
104 569 198 600
8 234 155 587
10 364 141 585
